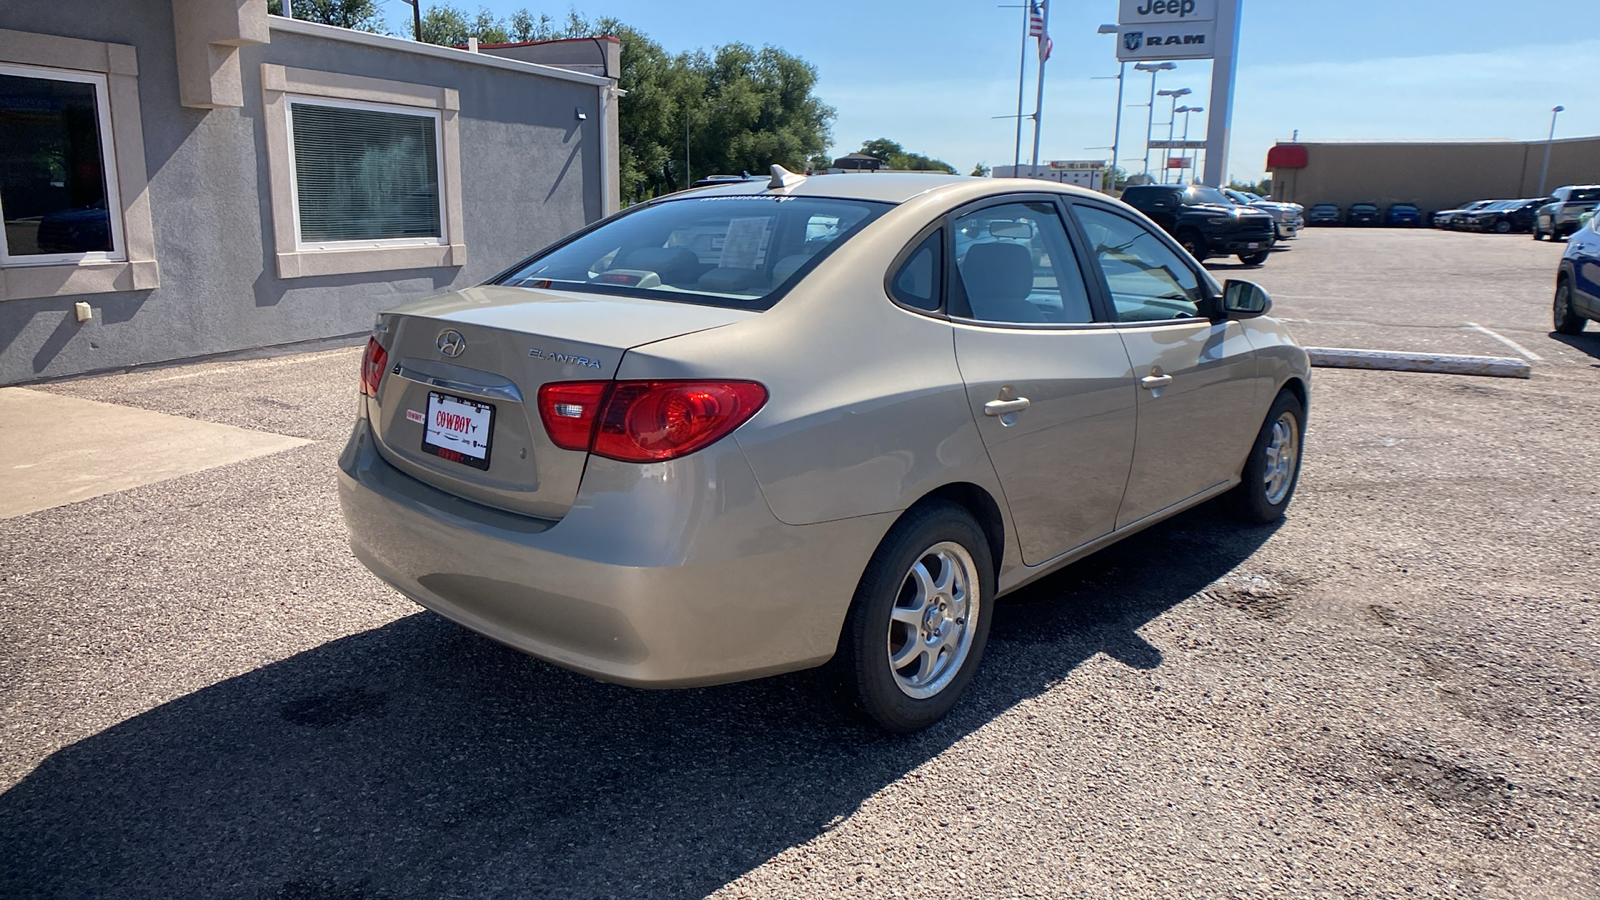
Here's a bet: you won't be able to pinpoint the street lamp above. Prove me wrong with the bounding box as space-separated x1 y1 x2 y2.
1175 105 1203 183
1098 24 1123 193
1133 61 1176 178
1157 87 1191 183
1538 105 1565 197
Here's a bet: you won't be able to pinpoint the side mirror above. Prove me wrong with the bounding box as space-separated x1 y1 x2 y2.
1222 279 1272 318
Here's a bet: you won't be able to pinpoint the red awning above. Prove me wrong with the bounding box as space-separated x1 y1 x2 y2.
1266 144 1308 169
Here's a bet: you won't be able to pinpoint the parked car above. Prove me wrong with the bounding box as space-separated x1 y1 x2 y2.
1306 203 1341 226
1534 185 1600 241
1120 183 1276 265
1384 204 1422 227
1433 199 1494 229
1223 188 1302 240
1346 203 1382 226
1554 205 1600 334
1463 198 1547 234
1580 203 1600 230
338 170 1310 732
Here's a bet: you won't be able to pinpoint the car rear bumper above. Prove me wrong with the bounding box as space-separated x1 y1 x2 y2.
337 419 891 687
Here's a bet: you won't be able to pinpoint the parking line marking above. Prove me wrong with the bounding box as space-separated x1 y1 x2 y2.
1463 322 1543 361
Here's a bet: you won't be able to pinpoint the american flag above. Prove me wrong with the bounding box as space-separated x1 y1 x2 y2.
1029 0 1052 61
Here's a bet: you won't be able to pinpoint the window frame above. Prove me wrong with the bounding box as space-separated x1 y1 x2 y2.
0 63 127 267
260 64 466 279
0 28 157 302
284 95 446 252
942 192 1113 331
1065 198 1222 326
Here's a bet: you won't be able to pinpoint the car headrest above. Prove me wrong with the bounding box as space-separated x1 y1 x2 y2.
770 254 810 286
960 242 1032 305
696 267 764 294
622 246 700 278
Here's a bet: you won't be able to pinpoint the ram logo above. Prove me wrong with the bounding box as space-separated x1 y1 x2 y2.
1123 31 1144 52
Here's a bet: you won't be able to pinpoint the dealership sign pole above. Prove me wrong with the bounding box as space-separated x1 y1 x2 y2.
1115 0 1240 187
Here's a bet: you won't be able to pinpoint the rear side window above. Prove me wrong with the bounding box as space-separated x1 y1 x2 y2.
951 201 1093 325
890 229 942 311
498 196 889 311
1569 187 1600 204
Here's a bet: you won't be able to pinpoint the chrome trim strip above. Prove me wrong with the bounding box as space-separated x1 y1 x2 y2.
392 364 525 404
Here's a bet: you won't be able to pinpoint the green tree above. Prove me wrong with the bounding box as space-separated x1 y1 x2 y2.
418 11 834 202
418 4 509 45
970 162 991 177
267 0 384 32
857 138 955 174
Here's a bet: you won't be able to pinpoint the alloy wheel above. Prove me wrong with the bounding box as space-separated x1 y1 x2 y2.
886 542 979 699
1262 411 1300 506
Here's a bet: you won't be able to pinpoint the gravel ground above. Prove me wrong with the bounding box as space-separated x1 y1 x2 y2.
1 229 1596 898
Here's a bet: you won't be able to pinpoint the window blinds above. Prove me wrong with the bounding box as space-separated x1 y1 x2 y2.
290 102 441 243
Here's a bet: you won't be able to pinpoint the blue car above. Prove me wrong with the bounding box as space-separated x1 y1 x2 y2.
1385 204 1422 227
1554 209 1600 334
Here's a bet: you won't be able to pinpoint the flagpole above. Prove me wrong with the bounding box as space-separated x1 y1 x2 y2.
1013 3 1028 170
1029 0 1050 170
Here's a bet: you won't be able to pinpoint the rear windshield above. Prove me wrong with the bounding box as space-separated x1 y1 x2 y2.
1568 187 1600 203
496 195 890 310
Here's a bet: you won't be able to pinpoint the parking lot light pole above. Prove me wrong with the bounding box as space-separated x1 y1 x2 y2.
1176 105 1202 184
1538 105 1565 197
1157 88 1191 183
1133 62 1175 179
1098 24 1123 194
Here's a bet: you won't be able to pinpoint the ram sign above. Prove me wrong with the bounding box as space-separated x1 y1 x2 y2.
1116 21 1218 60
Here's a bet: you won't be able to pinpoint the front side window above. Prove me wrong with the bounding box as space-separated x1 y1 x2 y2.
1074 205 1208 323
0 64 122 265
288 99 442 246
499 196 887 310
951 201 1093 325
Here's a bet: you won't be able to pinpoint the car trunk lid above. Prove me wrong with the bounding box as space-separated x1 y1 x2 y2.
369 285 754 519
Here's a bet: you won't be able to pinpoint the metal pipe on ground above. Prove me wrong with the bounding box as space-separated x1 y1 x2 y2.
1306 347 1531 379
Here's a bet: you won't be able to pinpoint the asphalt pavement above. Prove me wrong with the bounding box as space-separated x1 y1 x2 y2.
1 228 1595 898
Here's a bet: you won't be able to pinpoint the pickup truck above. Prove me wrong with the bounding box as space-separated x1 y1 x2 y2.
1119 184 1276 265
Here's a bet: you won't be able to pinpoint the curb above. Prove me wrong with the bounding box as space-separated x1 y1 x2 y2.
1305 347 1532 379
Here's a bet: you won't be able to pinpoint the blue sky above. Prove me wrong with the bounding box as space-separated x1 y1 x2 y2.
396 0 1600 182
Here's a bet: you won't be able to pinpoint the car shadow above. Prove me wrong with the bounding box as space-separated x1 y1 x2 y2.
0 504 1278 899
1549 330 1600 364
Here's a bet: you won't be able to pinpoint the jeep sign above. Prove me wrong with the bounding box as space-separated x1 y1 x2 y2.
1116 20 1217 60
1118 0 1216 25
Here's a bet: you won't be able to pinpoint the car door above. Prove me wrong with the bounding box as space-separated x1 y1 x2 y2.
1068 202 1263 528
941 196 1138 566
1570 214 1600 317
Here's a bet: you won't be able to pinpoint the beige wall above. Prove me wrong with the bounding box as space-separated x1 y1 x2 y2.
1270 137 1600 214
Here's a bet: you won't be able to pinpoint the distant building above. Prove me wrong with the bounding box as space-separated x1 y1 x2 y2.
1266 137 1600 214
994 162 1106 192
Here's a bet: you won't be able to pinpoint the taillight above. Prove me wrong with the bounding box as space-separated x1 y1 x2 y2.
360 337 388 397
537 380 767 462
537 380 610 450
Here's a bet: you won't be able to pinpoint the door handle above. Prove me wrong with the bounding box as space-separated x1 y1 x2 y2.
983 398 1031 416
1139 374 1174 390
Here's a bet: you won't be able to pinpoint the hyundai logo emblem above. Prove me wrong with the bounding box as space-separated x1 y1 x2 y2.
437 329 467 358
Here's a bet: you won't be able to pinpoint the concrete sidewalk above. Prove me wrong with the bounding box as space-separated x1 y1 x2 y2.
0 387 311 519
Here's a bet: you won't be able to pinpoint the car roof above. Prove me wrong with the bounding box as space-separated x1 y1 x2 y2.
676 173 1110 206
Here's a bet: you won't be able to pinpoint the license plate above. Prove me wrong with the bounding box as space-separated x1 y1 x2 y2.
1247 242 1261 249
421 391 495 470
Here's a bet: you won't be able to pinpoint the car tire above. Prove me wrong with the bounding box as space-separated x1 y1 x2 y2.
1176 230 1208 262
1533 227 1545 241
1554 278 1586 335
1494 220 1512 234
1238 251 1269 266
831 500 995 734
1231 390 1306 524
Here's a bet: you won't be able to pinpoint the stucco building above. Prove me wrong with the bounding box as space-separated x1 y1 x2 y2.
0 0 620 384
1266 136 1600 215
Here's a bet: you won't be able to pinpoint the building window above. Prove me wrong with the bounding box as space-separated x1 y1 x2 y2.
261 64 465 279
0 64 125 266
287 99 442 247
